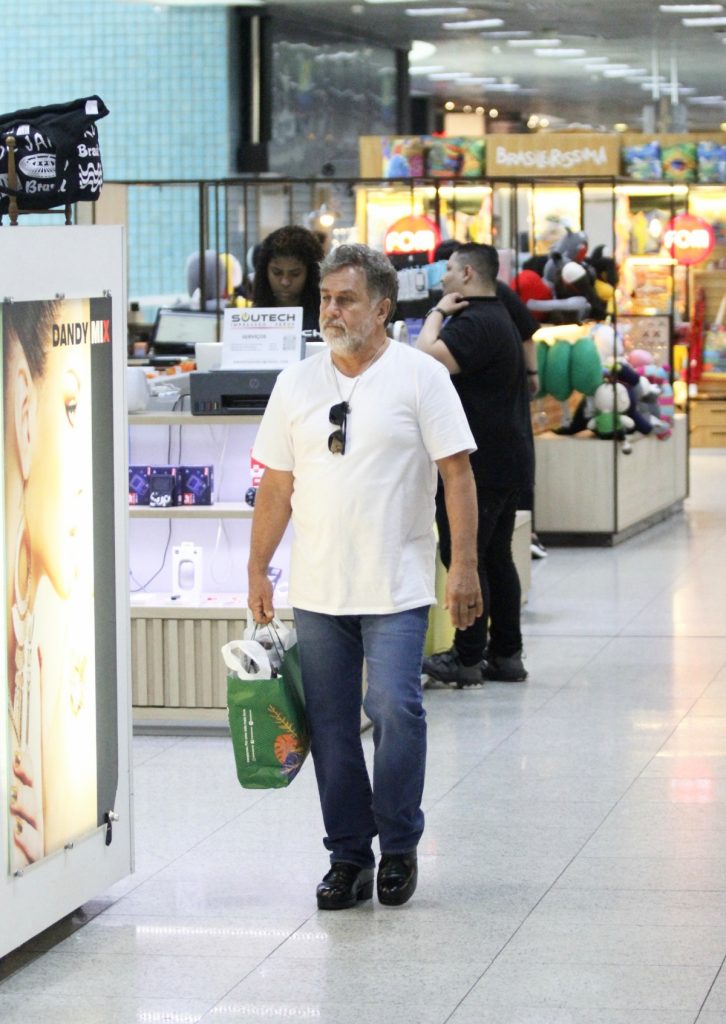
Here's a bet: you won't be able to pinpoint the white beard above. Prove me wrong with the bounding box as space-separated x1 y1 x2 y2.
320 321 367 354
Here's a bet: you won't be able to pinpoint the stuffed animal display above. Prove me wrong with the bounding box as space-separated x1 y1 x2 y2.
536 332 675 447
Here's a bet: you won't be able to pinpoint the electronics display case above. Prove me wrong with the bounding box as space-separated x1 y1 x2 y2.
128 409 294 728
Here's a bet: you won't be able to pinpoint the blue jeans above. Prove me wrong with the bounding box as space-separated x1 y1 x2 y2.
293 606 430 869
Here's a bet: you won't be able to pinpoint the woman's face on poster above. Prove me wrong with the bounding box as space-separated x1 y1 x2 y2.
25 307 92 599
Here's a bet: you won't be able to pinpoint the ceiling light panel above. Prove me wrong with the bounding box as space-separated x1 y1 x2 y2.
659 4 723 10
534 48 587 57
682 14 726 22
507 38 561 47
405 6 468 14
480 30 532 38
443 18 504 29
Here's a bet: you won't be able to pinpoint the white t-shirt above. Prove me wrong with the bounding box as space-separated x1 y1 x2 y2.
252 340 476 615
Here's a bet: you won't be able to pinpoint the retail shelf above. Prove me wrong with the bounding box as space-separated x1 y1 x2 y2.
129 501 253 519
128 411 260 426
130 599 292 619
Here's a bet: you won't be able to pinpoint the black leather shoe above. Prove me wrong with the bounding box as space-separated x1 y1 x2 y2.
316 862 374 911
377 853 418 907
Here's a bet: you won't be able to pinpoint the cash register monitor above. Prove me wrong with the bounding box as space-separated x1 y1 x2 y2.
151 308 219 358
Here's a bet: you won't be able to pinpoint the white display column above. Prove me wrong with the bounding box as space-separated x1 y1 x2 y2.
0 226 132 957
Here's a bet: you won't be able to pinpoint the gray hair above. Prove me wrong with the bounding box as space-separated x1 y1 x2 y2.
319 244 398 320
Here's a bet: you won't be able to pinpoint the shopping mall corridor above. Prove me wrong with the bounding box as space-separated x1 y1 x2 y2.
3 450 726 1024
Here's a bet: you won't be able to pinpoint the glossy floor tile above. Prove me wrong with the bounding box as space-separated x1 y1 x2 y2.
2 449 726 1024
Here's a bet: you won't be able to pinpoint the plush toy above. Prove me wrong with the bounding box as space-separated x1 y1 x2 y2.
543 229 589 287
587 382 635 451
637 363 675 439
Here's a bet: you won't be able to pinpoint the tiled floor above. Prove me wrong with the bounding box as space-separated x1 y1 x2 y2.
3 450 726 1023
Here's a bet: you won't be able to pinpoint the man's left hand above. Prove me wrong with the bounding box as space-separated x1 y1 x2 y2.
444 564 483 630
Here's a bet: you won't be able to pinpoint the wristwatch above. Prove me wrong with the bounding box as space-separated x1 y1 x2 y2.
424 306 446 318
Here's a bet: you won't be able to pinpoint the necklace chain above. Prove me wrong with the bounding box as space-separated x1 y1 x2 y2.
330 338 389 409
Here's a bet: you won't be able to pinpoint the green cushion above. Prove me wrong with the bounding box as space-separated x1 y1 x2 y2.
570 335 603 396
543 339 572 401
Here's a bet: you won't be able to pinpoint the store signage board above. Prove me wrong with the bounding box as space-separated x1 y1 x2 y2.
384 215 441 259
664 213 715 265
221 307 304 369
0 226 131 958
486 133 620 178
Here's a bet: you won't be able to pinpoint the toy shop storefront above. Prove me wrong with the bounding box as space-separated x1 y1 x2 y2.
358 131 726 543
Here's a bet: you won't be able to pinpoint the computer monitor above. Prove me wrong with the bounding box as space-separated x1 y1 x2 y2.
151 308 220 357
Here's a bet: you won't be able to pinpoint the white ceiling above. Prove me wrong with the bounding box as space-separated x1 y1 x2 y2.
262 0 726 130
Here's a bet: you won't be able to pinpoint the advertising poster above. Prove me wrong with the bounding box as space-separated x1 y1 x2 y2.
3 295 118 873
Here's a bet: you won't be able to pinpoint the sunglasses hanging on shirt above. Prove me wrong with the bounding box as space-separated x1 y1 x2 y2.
328 401 348 455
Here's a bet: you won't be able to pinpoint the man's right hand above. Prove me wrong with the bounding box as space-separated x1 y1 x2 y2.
248 569 275 625
436 291 469 318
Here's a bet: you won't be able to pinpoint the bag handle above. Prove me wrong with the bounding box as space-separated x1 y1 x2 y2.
221 640 271 679
249 620 286 664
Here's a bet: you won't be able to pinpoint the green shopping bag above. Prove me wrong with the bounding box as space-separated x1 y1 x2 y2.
223 639 309 789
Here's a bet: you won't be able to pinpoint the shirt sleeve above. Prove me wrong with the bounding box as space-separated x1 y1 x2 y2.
440 309 495 375
417 358 476 462
251 374 295 471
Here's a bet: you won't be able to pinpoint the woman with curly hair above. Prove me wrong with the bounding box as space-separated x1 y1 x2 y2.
252 226 325 331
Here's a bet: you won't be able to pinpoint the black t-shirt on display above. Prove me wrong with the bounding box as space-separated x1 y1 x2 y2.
440 296 534 491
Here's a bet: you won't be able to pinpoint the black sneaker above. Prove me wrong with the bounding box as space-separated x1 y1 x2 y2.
482 650 527 683
421 648 484 688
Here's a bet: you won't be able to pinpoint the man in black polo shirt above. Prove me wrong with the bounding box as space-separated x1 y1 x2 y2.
417 242 534 685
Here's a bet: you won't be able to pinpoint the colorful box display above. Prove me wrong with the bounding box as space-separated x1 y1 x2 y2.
662 143 697 182
623 141 662 180
178 465 214 505
697 141 726 184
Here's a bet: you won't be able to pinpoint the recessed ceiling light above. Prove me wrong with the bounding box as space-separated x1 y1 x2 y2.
445 101 456 110
443 18 504 29
507 38 561 47
429 72 472 80
405 6 468 14
614 123 629 131
485 83 523 91
682 14 726 22
489 108 498 117
720 120 726 129
466 77 498 84
408 65 446 75
688 94 726 102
